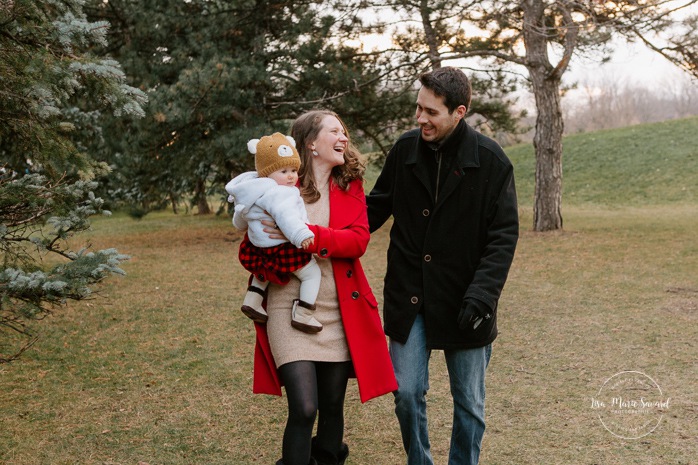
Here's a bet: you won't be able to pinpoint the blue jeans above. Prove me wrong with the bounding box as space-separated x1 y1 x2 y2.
390 314 491 465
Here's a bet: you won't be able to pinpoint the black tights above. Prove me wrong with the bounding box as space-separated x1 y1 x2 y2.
277 360 352 465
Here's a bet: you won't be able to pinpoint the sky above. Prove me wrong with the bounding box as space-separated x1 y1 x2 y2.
569 1 696 87
557 36 695 111
567 39 688 89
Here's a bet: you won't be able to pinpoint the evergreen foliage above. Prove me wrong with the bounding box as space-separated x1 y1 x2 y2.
0 0 145 362
35 0 693 221
82 0 430 214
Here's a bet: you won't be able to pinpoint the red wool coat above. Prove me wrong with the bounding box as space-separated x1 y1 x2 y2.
252 179 397 403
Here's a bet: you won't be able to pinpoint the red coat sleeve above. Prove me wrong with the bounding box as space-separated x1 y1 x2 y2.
306 181 369 259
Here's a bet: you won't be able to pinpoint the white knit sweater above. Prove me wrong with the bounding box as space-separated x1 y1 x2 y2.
225 171 314 248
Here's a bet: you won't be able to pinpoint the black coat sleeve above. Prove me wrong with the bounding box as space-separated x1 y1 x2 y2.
464 161 519 310
366 146 399 233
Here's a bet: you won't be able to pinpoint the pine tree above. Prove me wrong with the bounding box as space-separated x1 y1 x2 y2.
84 0 417 214
0 0 146 362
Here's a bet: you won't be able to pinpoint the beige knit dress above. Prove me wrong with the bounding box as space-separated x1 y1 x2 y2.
266 183 350 367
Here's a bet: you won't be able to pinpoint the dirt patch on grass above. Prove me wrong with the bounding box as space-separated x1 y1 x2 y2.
663 286 698 319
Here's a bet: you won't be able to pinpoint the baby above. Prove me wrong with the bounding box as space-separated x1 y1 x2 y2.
225 133 322 333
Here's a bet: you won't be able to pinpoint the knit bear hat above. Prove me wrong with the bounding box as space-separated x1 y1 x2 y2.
248 132 301 178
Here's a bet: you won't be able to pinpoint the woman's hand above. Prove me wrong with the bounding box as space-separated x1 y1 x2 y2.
261 218 287 241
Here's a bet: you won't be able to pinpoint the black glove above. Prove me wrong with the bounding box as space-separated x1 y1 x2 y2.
458 299 491 331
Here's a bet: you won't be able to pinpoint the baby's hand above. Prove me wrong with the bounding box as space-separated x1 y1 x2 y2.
301 237 314 250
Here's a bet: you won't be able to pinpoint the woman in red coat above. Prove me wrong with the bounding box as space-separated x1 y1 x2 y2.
250 110 397 465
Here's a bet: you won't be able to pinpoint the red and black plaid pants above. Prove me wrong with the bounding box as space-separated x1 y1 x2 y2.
238 234 312 285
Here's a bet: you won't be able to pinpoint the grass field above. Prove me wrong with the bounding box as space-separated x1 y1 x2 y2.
506 116 698 207
1 117 697 464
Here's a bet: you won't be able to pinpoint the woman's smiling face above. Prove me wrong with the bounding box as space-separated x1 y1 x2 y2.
311 115 348 168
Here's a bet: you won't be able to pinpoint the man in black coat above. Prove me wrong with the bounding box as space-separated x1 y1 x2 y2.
367 67 519 465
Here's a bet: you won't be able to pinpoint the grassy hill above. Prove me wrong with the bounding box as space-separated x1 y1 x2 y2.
506 116 698 206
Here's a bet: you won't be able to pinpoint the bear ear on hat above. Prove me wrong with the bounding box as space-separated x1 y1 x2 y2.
285 135 296 148
247 139 260 155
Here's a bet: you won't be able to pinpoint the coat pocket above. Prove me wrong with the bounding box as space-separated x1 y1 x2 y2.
363 290 378 309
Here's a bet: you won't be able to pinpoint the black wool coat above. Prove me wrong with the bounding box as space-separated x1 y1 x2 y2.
367 121 519 350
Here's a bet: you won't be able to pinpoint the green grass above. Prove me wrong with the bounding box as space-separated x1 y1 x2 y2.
1 118 697 464
507 115 698 206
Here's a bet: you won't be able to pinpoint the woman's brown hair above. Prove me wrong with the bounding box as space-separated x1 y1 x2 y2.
291 110 365 203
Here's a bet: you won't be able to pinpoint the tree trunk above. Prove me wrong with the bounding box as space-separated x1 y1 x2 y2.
169 192 179 215
523 0 564 231
419 0 442 69
530 72 564 231
194 179 211 215
197 196 211 215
